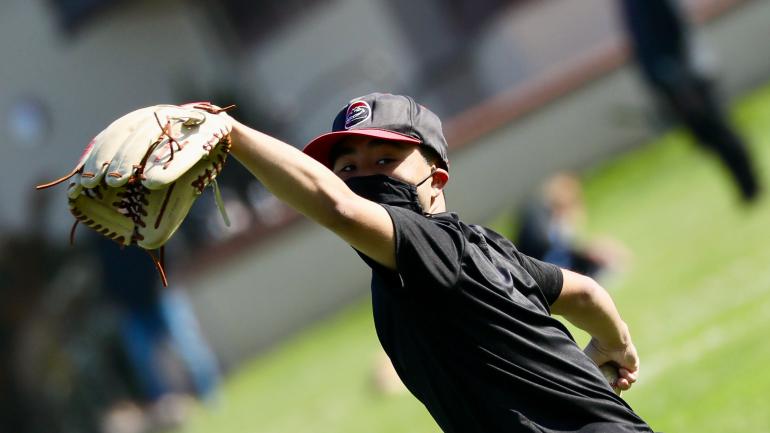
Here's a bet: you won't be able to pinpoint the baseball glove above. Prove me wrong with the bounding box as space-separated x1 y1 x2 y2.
37 103 235 285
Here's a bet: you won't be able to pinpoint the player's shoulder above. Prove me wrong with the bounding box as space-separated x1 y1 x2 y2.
383 205 466 246
382 205 460 226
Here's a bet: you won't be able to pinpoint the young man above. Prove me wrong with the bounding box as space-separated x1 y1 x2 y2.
227 93 654 432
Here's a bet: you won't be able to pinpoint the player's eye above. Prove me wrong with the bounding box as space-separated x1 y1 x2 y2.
338 164 355 173
376 157 394 166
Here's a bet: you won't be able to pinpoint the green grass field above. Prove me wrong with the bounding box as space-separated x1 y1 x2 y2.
180 82 770 433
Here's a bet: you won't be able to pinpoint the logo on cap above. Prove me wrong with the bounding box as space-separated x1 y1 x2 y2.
344 100 371 129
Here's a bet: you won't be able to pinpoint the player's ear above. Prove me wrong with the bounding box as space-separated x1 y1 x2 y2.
430 167 449 197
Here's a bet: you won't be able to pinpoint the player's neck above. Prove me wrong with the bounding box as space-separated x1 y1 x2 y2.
427 194 447 214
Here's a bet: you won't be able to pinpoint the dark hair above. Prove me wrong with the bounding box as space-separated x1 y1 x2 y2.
418 146 442 168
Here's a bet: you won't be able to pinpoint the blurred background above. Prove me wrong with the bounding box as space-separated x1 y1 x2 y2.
3 0 770 432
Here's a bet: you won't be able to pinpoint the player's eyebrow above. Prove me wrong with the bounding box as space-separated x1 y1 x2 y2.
329 142 356 164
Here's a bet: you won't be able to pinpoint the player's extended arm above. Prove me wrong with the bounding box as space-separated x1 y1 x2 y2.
228 119 397 269
550 269 639 391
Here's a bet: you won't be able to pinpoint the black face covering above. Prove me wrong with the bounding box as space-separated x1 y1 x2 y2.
345 172 434 214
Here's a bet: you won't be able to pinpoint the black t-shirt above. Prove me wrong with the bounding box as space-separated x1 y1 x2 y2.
359 205 653 433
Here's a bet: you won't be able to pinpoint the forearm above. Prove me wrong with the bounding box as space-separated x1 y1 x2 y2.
553 270 640 389
228 120 353 228
552 270 631 349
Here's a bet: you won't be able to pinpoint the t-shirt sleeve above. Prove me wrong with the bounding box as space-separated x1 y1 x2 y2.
513 250 564 305
374 205 464 290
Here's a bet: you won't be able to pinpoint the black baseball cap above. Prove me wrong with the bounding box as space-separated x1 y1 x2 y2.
303 93 450 170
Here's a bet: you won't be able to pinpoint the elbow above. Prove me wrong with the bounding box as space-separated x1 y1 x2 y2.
570 278 597 310
558 273 603 313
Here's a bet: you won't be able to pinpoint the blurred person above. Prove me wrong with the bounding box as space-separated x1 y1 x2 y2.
515 173 630 279
1 184 124 433
371 350 408 396
0 182 68 433
216 92 654 432
618 0 761 201
16 258 129 433
95 237 221 432
0 232 51 433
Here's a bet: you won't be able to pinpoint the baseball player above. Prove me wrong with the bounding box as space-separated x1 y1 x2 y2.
224 92 654 432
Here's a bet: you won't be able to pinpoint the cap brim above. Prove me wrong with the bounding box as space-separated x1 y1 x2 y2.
303 128 421 168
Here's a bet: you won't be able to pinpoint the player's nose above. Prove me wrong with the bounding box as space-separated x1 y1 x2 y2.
356 163 383 177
